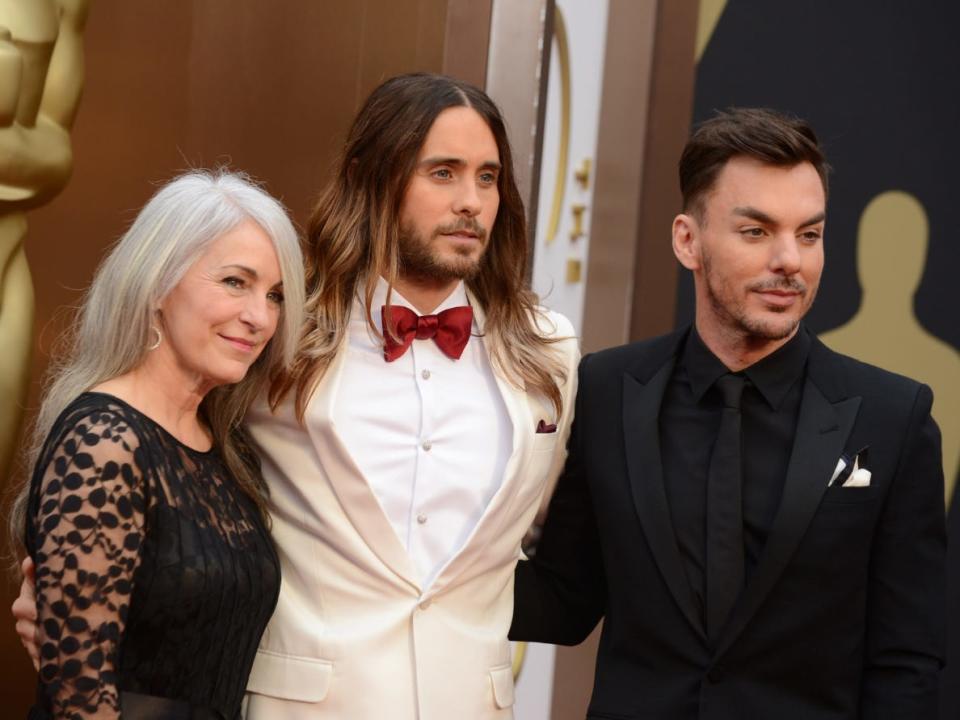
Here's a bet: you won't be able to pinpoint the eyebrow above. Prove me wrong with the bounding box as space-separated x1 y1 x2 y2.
799 211 827 227
419 156 502 172
221 264 259 278
733 207 826 227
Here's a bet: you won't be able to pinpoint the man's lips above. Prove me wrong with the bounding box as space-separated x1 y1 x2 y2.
754 289 802 307
220 334 257 352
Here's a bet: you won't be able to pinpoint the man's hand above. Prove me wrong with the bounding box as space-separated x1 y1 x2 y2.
11 555 39 670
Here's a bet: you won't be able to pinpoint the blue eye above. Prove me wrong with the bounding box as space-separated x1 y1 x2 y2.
267 290 284 305
223 276 245 288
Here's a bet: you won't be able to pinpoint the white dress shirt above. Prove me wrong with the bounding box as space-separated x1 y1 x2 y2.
333 278 512 586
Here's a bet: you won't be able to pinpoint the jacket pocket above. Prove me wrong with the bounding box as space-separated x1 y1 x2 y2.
531 430 559 454
489 664 515 709
246 649 333 702
820 483 880 505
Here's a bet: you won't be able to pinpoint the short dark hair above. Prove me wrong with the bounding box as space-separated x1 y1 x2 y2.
679 107 830 219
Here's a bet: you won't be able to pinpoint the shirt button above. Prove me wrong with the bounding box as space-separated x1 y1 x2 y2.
422 440 432 451
416 514 427 525
421 369 431 380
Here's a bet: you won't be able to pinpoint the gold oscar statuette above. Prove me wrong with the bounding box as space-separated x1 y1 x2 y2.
0 0 90 485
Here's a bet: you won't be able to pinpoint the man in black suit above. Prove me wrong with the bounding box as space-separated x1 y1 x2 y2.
511 108 946 719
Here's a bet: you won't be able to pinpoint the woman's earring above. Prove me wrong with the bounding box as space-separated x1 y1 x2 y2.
148 325 162 351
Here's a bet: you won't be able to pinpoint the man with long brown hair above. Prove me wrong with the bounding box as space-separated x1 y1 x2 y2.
238 74 578 718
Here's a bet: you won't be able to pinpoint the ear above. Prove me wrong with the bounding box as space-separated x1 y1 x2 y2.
672 213 702 271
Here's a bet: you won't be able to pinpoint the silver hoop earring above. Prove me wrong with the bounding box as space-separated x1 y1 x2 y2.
148 325 162 351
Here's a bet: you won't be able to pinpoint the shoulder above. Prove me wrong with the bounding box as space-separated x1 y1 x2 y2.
532 306 575 341
57 393 147 437
809 337 931 410
581 327 688 381
41 393 152 469
531 306 580 365
31 395 154 521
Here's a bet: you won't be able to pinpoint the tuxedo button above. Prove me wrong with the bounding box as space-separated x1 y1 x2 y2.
421 369 431 380
416 514 427 525
707 666 725 683
422 440 433 451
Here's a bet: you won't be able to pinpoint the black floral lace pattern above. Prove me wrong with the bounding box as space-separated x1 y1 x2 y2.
26 393 280 720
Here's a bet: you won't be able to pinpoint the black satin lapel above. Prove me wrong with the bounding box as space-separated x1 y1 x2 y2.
623 363 706 640
714 380 861 657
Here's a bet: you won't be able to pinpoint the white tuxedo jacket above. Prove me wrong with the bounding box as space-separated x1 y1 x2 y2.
242 301 579 720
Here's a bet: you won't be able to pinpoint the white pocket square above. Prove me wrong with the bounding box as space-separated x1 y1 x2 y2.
829 448 871 487
829 457 848 486
843 467 872 487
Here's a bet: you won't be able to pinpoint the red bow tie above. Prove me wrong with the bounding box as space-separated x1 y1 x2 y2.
381 305 474 362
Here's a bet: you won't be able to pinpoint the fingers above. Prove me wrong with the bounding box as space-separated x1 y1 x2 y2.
12 556 40 670
21 555 36 584
12 595 40 670
13 612 40 670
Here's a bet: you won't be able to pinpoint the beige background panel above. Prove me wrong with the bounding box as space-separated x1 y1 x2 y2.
443 0 493 89
485 0 551 228
627 0 698 342
819 190 959 502
551 1 698 717
579 0 657 353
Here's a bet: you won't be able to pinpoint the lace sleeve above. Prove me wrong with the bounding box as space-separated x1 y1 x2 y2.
32 410 149 719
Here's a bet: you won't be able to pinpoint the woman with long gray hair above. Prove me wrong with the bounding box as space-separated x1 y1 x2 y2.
10 169 305 719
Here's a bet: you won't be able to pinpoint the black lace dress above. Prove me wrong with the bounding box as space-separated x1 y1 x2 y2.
25 393 280 720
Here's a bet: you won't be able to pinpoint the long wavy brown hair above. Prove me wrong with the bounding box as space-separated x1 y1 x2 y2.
271 73 568 418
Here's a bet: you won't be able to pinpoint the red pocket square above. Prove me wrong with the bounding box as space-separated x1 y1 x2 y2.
536 420 557 434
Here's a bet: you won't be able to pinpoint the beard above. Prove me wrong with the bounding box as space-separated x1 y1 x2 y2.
702 249 816 342
398 218 488 284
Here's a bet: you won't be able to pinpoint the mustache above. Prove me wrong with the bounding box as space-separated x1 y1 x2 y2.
434 218 487 241
748 277 807 295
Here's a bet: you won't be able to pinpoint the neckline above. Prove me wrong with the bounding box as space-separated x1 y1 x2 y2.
81 391 216 456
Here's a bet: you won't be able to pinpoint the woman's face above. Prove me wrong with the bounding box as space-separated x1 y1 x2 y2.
156 220 284 392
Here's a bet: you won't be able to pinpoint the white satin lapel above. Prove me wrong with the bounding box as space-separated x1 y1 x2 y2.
429 295 534 593
467 294 534 496
303 342 420 591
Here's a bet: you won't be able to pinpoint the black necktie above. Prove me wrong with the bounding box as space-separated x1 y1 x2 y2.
706 373 746 641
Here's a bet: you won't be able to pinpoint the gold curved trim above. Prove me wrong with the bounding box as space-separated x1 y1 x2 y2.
512 640 528 681
545 5 571 244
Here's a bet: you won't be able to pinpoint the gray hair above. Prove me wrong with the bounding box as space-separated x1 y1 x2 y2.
11 169 305 552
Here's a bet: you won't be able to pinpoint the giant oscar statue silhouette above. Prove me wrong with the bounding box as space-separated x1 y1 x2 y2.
820 190 959 503
0 0 89 484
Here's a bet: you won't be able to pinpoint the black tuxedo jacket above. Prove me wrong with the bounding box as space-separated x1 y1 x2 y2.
511 327 946 719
